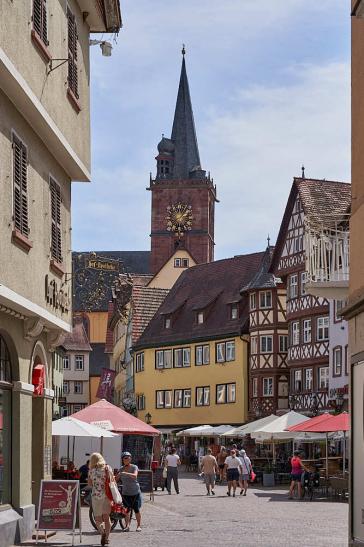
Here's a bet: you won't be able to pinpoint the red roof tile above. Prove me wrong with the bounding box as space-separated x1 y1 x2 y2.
134 252 264 349
132 286 169 345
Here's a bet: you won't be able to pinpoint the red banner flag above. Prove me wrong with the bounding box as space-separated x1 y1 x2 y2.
96 368 116 401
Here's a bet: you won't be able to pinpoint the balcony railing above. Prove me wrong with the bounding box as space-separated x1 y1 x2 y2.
304 215 350 297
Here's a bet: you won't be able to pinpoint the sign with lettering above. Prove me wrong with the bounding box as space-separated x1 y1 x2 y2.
87 259 118 271
45 275 70 313
36 480 81 544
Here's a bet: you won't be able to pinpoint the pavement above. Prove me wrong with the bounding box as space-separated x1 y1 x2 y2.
21 473 348 547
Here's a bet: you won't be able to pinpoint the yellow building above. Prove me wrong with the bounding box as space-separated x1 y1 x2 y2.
133 252 265 428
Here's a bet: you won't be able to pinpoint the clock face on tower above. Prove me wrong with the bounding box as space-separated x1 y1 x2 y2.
166 202 193 236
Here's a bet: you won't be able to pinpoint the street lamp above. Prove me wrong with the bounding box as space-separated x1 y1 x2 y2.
145 412 152 424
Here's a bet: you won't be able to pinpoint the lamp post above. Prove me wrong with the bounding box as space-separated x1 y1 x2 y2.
145 412 152 424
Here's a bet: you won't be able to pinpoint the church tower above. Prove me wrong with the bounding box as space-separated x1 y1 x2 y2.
149 48 217 274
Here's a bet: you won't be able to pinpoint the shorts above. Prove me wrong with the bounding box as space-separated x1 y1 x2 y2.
227 469 240 482
240 474 249 481
291 473 302 481
204 473 216 487
122 493 142 514
218 464 225 470
91 495 112 518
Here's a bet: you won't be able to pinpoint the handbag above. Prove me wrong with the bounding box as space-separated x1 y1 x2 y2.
250 470 256 482
105 467 123 504
162 467 168 479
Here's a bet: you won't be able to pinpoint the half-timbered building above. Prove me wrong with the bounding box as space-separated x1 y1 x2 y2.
270 177 350 415
241 246 289 419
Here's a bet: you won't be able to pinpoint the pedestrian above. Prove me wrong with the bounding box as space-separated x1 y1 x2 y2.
165 447 181 494
79 459 90 483
201 448 219 496
288 450 308 499
216 446 227 483
224 449 242 497
117 451 142 532
238 449 252 496
88 452 114 546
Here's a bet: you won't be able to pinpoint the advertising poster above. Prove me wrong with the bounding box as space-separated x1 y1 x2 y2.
37 480 80 533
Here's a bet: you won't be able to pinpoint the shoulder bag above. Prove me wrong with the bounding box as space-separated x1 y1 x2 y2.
105 466 122 504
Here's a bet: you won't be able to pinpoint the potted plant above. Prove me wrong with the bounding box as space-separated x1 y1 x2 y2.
263 462 275 487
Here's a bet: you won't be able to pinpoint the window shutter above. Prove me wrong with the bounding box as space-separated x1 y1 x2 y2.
33 0 48 45
50 179 62 263
13 135 29 237
67 8 79 98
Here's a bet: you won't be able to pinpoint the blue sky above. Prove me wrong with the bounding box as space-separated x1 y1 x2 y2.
72 0 350 259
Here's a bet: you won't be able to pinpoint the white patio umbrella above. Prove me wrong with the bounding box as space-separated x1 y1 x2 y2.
176 425 213 437
52 416 117 460
251 411 310 463
224 415 277 437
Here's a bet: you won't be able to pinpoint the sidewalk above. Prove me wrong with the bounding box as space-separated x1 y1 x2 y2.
20 474 348 547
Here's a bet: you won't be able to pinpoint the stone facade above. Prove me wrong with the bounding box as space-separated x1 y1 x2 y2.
0 2 121 545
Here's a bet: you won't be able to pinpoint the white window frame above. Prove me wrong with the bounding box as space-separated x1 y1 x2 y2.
164 317 171 329
250 293 256 311
195 345 210 366
226 341 235 361
174 348 190 368
289 274 298 299
260 335 273 353
196 386 210 406
216 342 225 363
333 347 342 376
279 335 288 353
252 377 258 397
317 316 329 341
294 370 302 392
301 271 307 295
63 380 70 394
251 336 258 354
318 367 329 389
155 349 172 370
304 368 313 391
63 355 70 370
136 352 144 373
183 388 191 408
231 304 239 320
136 394 145 410
216 383 236 404
263 377 273 397
303 319 311 344
292 321 300 346
75 355 84 371
74 381 83 394
156 390 173 409
259 290 272 309
197 312 204 324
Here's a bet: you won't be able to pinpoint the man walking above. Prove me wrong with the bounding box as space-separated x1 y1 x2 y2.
201 448 219 496
165 447 181 494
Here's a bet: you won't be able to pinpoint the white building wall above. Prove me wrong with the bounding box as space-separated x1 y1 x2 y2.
328 299 349 400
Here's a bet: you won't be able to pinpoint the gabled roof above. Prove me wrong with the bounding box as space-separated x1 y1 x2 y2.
61 319 92 352
134 252 264 349
241 246 279 292
132 286 169 344
270 177 350 273
170 53 201 179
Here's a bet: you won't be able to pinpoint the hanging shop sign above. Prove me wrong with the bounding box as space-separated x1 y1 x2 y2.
45 275 70 313
36 480 81 545
96 368 116 401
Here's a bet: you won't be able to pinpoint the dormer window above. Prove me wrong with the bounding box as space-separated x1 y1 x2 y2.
197 312 204 324
231 304 239 320
164 317 171 329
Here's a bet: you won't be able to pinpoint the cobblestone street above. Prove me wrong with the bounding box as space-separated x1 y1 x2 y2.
24 474 348 547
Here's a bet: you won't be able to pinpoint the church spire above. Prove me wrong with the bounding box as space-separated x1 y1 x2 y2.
170 48 202 179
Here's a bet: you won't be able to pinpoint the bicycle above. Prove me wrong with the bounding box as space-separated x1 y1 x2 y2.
89 502 131 531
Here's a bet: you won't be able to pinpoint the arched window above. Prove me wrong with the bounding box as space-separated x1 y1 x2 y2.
0 335 12 504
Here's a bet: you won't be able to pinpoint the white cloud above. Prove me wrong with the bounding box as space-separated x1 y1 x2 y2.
201 61 350 258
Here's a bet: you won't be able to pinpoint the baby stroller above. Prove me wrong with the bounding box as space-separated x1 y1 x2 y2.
301 470 320 501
